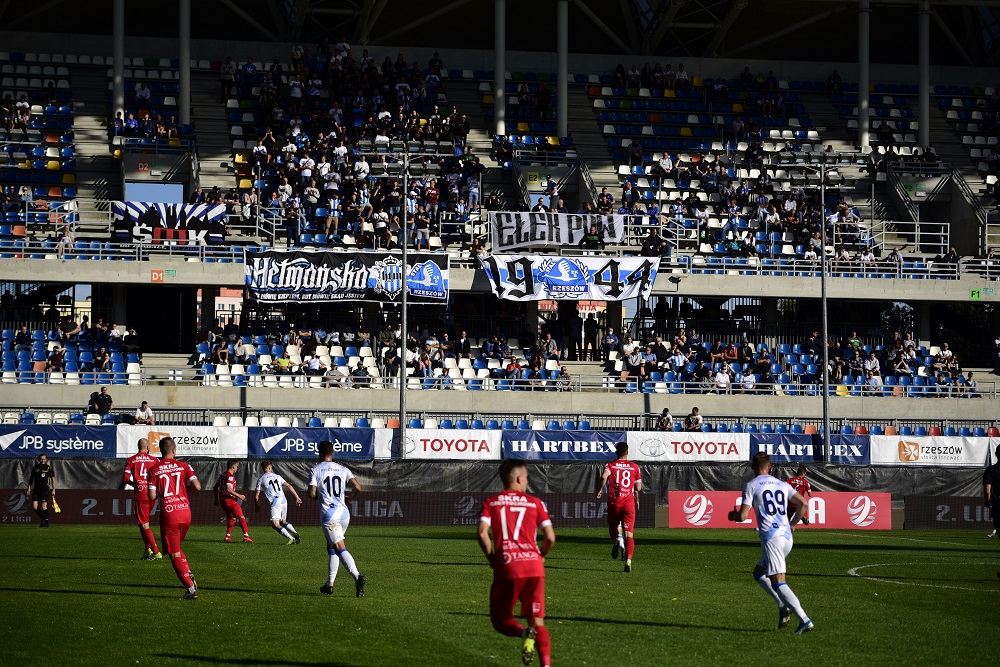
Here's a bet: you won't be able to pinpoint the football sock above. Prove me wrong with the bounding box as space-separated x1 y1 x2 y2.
625 537 635 561
278 526 293 540
492 617 524 638
536 626 551 667
616 535 625 548
327 549 341 585
755 574 783 605
226 517 235 536
41 508 48 521
285 523 297 536
146 528 160 555
238 517 250 536
34 507 43 519
171 552 194 588
773 582 809 622
337 548 360 580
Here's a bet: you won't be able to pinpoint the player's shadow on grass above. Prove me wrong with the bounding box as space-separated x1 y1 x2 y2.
408 561 481 567
447 612 767 633
92 582 264 594
155 655 353 666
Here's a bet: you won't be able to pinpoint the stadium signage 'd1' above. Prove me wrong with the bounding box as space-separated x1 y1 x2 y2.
0 425 116 458
667 491 892 529
501 430 626 460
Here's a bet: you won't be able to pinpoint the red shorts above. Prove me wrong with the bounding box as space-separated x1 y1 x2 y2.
490 577 545 624
221 499 244 518
608 501 636 535
134 493 154 525
160 521 190 554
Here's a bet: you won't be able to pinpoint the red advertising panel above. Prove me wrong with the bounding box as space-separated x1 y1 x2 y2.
668 491 892 530
0 489 654 529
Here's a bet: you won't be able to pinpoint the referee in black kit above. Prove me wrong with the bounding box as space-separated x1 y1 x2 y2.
27 454 56 527
984 445 1000 578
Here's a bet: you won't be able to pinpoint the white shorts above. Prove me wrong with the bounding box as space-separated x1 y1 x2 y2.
757 534 793 576
322 505 351 546
269 500 287 523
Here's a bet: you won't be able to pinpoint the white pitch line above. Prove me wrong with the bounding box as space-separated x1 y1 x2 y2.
822 531 986 550
847 562 997 592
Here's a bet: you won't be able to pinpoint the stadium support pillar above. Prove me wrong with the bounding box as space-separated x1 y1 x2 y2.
857 0 870 149
112 0 125 121
200 287 216 329
179 0 192 127
526 301 540 338
110 285 127 326
494 0 506 137
917 302 932 348
605 301 623 333
557 0 569 139
918 0 931 149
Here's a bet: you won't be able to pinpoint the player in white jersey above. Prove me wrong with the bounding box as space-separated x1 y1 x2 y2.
729 452 814 635
254 460 303 545
308 440 366 597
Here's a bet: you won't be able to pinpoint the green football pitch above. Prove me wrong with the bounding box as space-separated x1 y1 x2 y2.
1 525 997 666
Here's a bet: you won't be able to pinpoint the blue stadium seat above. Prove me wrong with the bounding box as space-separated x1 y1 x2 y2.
456 419 469 430
745 424 758 433
716 423 729 433
563 420 576 430
914 426 928 436
546 420 561 430
730 423 743 433
471 419 484 430
578 420 591 430
517 420 530 430
500 420 515 430
869 425 884 435
944 427 957 437
760 424 774 434
482 419 499 429
308 417 322 427
438 419 453 429
20 412 35 424
973 427 986 437
408 418 423 429
775 424 788 434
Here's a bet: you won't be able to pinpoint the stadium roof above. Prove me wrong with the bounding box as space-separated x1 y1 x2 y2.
3 0 1000 67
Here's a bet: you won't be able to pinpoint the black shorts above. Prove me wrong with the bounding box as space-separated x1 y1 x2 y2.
32 489 51 503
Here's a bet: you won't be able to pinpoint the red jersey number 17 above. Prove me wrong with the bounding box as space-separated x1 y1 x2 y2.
499 506 526 540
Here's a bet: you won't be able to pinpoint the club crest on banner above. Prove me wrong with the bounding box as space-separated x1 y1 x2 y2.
406 261 447 299
373 256 404 300
538 257 589 296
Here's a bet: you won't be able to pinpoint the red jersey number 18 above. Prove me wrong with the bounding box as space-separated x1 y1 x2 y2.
613 467 632 491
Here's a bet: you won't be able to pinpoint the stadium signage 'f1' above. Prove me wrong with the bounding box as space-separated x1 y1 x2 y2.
501 431 625 460
245 250 449 303
668 491 892 529
488 211 626 251
479 255 656 301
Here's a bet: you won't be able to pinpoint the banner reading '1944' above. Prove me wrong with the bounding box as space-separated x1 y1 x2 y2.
489 212 625 251
245 250 449 303
479 255 656 301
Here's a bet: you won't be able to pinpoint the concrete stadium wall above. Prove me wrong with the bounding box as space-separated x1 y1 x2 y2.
4 384 996 422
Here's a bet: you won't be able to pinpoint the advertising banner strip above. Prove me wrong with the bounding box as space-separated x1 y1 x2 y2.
479 255 657 302
748 434 820 463
247 428 374 460
870 435 993 467
627 432 750 462
112 202 227 246
0 425 117 458
903 495 995 530
116 425 248 459
489 211 625 251
402 429 502 460
828 435 871 466
0 490 654 529
502 430 626 460
668 491 892 530
245 250 449 304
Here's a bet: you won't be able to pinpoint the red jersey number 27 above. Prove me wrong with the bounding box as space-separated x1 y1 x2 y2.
162 471 184 497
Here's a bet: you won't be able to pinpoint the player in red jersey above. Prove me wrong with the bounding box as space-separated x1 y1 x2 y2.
122 438 161 560
478 460 556 667
786 466 813 526
217 459 253 543
597 442 643 572
147 437 201 599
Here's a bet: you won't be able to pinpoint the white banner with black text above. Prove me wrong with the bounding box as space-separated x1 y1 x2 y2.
489 211 625 251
